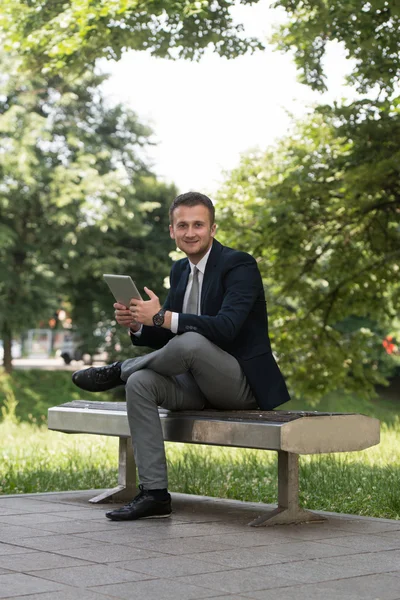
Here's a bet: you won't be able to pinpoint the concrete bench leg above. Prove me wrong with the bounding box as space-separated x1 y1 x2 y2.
89 437 138 504
250 451 327 526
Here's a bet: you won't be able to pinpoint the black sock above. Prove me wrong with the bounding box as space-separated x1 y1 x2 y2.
147 488 169 500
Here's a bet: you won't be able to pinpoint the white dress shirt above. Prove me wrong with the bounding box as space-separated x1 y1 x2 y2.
170 244 212 333
131 244 212 337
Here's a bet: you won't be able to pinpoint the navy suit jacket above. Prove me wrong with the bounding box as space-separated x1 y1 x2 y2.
131 239 290 410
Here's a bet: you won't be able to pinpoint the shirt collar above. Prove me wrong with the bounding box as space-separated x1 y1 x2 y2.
188 242 213 275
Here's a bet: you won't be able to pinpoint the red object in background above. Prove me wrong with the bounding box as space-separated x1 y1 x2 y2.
383 335 396 355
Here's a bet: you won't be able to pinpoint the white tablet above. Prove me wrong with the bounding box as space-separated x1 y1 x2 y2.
103 274 142 307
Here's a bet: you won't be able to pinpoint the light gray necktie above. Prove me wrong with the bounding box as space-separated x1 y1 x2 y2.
186 267 199 315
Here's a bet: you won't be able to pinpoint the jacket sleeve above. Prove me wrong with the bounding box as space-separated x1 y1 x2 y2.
177 253 263 346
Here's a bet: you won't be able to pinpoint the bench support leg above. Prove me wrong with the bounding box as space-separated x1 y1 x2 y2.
249 451 326 526
89 437 138 504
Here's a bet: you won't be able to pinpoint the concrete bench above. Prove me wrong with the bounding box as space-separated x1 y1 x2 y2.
48 401 380 527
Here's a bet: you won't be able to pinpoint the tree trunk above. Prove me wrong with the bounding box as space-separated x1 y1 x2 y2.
2 323 13 374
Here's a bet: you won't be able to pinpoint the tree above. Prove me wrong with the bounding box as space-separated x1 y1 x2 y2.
271 0 400 94
1 0 263 75
0 58 175 372
211 0 400 400
216 100 400 400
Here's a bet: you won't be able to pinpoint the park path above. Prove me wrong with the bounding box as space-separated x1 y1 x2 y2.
0 491 400 599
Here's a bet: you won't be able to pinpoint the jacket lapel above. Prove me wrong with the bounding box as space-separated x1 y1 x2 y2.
174 260 190 311
200 239 223 313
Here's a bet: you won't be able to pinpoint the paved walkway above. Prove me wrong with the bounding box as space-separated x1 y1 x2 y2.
0 491 400 599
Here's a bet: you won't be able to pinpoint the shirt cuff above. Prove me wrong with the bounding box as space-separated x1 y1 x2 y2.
130 324 143 337
170 312 179 334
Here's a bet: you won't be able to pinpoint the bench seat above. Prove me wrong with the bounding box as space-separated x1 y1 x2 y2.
48 401 380 526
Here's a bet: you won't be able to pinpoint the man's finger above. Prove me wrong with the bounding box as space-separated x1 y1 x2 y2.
144 286 158 300
114 302 128 310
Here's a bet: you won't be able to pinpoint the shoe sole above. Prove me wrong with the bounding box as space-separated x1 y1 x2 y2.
106 512 172 521
141 512 172 519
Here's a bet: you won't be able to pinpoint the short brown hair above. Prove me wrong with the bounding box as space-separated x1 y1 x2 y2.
169 192 215 225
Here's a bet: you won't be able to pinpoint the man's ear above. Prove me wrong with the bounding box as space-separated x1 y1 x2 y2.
169 224 175 240
211 223 217 237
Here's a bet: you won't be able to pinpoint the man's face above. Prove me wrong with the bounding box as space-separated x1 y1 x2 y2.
169 204 216 264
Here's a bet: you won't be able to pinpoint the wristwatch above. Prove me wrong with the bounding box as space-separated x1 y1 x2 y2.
153 308 166 327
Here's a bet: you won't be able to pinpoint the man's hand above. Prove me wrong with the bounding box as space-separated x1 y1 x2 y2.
130 287 162 326
114 302 140 331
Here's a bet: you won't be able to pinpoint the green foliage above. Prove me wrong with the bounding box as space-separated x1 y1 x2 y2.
0 55 176 367
0 368 118 423
1 0 264 75
216 103 400 400
0 421 119 495
272 0 400 93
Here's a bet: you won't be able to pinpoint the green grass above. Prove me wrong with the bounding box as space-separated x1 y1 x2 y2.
0 368 117 423
1 367 400 520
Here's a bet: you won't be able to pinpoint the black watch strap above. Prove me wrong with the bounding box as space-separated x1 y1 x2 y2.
152 308 166 327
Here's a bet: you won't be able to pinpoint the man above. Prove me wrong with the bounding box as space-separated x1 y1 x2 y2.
72 191 290 521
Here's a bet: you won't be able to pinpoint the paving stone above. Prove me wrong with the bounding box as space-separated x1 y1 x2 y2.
8 591 117 600
323 533 400 552
0 551 94 572
74 521 242 544
91 578 227 599
0 508 25 516
37 563 153 586
131 536 239 555
316 549 400 576
127 521 241 540
51 544 164 563
320 574 400 599
23 491 102 503
16 534 102 552
0 572 67 598
74 529 164 545
256 540 363 560
258 556 400 584
182 556 393 591
377 530 400 541
0 543 37 556
0 513 74 527
261 525 358 542
204 597 260 600
234 560 372 585
184 546 292 569
179 530 299 549
175 568 302 593
1 490 400 600
113 555 234 577
0 499 73 513
35 519 117 535
249 580 387 600
0 525 52 542
48 509 110 521
325 518 400 534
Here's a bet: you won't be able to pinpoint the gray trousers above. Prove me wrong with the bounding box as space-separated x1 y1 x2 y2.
120 332 257 490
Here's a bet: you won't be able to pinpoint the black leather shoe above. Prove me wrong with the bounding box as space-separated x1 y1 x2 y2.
72 361 124 392
105 486 172 521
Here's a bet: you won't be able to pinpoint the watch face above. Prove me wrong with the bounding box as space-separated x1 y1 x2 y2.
153 310 165 327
